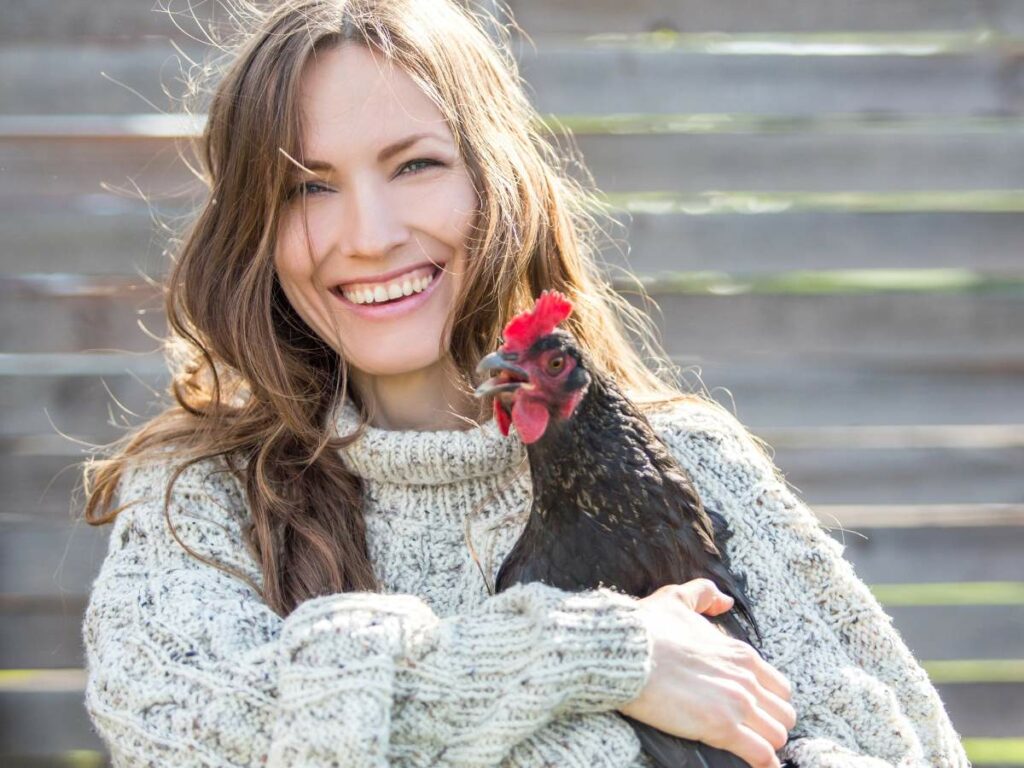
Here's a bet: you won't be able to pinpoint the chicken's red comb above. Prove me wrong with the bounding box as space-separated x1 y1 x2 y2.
500 289 574 353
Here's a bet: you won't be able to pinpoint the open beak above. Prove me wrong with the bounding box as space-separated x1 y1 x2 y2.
474 351 531 398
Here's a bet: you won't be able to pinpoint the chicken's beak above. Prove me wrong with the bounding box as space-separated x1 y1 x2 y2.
474 351 531 398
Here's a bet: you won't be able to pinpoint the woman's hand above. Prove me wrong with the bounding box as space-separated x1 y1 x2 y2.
618 579 797 768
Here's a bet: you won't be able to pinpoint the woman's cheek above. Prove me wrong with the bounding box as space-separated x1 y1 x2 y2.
412 174 476 237
274 214 308 276
444 178 481 245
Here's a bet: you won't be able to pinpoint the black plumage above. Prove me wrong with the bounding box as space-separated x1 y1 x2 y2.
475 292 789 768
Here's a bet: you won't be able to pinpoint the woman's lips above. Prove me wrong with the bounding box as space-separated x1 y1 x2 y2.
336 262 438 293
330 264 444 320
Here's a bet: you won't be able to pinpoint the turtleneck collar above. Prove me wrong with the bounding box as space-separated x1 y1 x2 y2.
332 397 527 486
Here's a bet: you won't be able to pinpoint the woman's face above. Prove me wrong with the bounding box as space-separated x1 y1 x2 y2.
274 43 479 377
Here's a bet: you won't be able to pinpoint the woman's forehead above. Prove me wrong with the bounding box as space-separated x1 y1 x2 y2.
298 44 452 158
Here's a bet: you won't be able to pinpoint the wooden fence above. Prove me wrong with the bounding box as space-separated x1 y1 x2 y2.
1 0 1022 764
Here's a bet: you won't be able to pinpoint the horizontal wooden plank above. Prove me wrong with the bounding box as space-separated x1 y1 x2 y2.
820 504 1024 528
7 0 1024 43
5 203 1024 276
7 445 1024 524
2 610 85 668
0 521 112 598
0 135 201 202
0 353 168 377
518 46 1023 116
0 207 168 276
0 365 169 439
774 446 1024 506
5 355 1024 440
682 359 1024 430
4 593 1022 669
0 276 165 354
0 686 103 755
604 189 1024 214
869 582 1024 607
0 113 203 138
5 513 1024 597
19 750 1019 768
0 43 213 116
926 660 1024 684
6 125 1024 206
3 274 1023 362
6 434 1024 523
572 131 1024 194
9 111 1024 139
838 526 1024 585
3 42 1023 115
0 0 227 43
625 209 1024 273
500 0 1024 36
634 289 1024 367
0 753 106 768
0 670 87 693
764 425 1024 451
963 738 1024 766
552 30 1024 56
8 0 1024 43
0 675 1017 753
940 684 1024 739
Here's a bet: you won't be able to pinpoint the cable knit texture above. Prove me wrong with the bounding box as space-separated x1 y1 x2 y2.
82 397 970 767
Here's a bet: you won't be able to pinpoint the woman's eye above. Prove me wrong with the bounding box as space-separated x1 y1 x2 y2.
289 159 441 199
398 158 442 177
289 180 331 199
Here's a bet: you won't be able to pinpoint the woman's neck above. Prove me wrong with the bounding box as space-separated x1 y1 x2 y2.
350 357 483 431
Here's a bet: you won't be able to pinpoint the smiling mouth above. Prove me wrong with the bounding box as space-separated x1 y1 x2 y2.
331 264 443 306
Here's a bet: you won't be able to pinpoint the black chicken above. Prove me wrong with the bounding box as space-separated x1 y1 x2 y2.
474 290 789 768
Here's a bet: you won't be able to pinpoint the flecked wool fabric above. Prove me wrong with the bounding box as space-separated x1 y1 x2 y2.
82 397 970 767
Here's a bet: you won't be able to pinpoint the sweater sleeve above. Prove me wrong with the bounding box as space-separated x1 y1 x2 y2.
653 405 971 768
82 456 653 767
500 711 655 768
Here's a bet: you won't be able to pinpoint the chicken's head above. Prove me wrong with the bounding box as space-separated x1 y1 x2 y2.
474 289 592 444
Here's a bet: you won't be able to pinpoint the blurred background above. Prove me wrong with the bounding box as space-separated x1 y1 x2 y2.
1 0 1023 765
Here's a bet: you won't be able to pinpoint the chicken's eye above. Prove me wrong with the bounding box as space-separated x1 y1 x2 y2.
546 355 565 374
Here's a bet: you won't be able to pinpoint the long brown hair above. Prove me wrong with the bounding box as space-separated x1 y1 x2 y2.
81 0 773 617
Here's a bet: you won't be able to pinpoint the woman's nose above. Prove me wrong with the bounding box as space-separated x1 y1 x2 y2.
337 178 410 260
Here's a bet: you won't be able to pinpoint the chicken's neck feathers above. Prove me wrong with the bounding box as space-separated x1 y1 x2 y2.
523 371 655 526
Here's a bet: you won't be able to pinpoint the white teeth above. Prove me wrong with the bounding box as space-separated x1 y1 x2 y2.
341 268 436 304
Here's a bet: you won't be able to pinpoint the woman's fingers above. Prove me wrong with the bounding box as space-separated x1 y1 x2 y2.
757 686 798 731
623 579 797 761
673 580 798 732
702 593 735 616
743 698 791 752
725 673 792 751
675 578 733 615
731 648 797 730
752 653 795 710
707 722 782 768
758 655 793 699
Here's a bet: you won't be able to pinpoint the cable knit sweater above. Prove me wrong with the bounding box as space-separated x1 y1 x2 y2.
82 397 970 767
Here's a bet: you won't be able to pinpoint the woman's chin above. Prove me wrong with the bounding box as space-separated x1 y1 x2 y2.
346 348 446 378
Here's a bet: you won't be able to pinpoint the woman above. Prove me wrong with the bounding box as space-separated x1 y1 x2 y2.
80 1 968 766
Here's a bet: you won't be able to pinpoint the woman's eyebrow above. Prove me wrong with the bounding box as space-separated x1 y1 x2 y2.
298 131 447 173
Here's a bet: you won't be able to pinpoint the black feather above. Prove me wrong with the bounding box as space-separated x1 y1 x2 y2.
491 336 786 768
